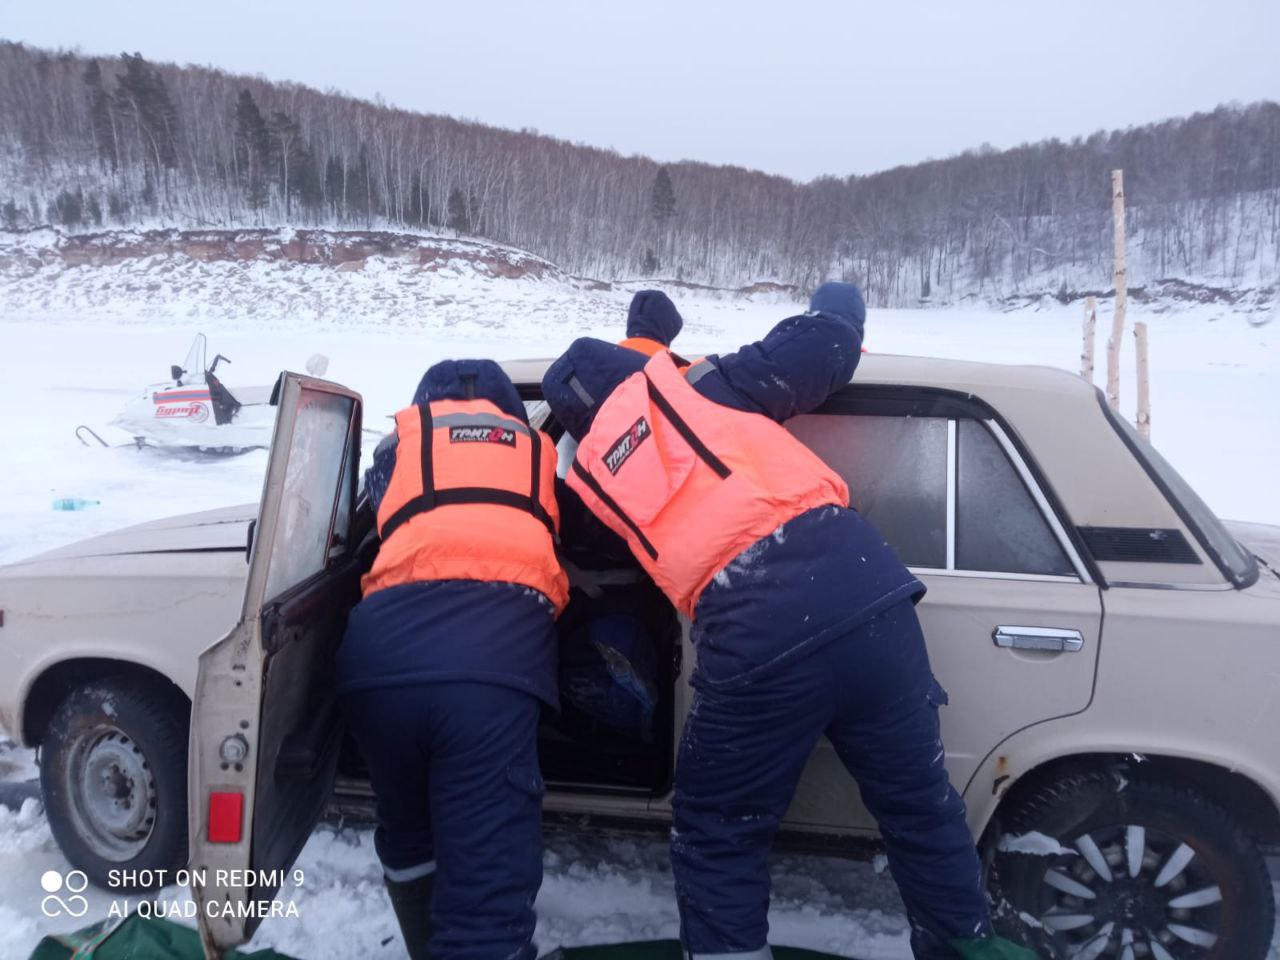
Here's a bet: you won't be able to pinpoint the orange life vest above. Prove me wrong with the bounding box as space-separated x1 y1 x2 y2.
567 351 849 618
618 336 669 357
362 398 569 612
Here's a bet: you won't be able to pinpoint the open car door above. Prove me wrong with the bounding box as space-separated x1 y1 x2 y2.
188 372 364 957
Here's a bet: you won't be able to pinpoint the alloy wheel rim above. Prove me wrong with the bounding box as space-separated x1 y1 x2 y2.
1036 823 1222 958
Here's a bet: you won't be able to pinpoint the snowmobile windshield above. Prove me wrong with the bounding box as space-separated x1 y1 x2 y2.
182 334 207 383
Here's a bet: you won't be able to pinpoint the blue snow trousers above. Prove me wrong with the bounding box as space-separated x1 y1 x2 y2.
341 682 545 960
671 599 990 960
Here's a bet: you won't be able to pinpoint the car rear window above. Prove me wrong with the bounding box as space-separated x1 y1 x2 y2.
956 419 1074 576
1100 397 1258 588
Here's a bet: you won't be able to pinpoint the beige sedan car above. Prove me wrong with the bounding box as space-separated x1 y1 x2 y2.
1 357 1277 959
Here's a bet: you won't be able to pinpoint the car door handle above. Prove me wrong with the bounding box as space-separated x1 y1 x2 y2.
992 626 1085 652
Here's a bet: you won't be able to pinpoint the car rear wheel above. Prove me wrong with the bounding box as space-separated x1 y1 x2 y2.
992 769 1275 959
40 678 189 891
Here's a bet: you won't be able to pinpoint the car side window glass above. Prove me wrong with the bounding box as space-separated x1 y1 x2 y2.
524 399 552 431
265 391 356 599
555 433 578 480
330 426 357 557
956 419 1073 576
787 413 948 568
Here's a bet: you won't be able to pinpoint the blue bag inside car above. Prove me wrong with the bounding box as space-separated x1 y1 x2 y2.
559 613 658 741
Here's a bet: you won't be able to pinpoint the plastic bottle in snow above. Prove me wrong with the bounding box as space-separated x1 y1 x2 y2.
52 498 100 511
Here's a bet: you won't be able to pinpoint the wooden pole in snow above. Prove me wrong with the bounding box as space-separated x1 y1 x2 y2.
1081 295 1097 382
1134 321 1151 438
1106 170 1128 410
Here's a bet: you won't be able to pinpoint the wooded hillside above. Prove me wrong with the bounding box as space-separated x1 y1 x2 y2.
2 42 1277 302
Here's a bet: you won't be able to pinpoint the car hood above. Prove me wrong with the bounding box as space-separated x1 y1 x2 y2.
4 504 256 568
1224 519 1280 581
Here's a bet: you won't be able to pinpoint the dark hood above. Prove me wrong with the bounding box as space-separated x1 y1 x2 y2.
807 281 866 329
626 290 684 346
542 338 648 441
412 358 527 422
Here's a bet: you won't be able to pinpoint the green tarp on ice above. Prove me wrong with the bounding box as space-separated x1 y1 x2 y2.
29 921 869 960
542 942 849 960
28 914 296 960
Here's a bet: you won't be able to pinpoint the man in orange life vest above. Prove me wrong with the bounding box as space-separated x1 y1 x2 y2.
542 284 1029 960
336 359 566 960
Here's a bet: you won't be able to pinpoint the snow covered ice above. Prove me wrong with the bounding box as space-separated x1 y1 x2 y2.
1 257 1278 958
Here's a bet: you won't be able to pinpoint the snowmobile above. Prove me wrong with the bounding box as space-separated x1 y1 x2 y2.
85 334 328 453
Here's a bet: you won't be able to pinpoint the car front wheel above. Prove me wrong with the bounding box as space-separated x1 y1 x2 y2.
40 678 189 891
992 768 1275 959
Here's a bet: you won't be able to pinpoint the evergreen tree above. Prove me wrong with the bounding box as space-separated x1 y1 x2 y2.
114 53 179 171
408 171 425 226
82 60 117 170
50 188 84 228
107 191 127 222
1 199 19 231
85 194 103 226
641 247 660 275
294 146 323 217
234 90 271 213
447 187 471 233
140 169 157 211
650 166 676 226
348 146 375 223
323 155 344 219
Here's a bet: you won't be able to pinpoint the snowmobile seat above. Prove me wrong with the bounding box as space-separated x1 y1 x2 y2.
206 369 242 426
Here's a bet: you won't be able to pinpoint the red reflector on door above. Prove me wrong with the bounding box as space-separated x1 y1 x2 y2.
208 791 244 843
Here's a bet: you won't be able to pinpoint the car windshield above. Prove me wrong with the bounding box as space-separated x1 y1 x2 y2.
1102 398 1258 588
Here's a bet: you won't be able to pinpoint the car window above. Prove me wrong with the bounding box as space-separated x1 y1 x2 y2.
524 399 552 430
787 414 948 568
789 410 1078 579
265 390 357 599
555 433 578 479
330 423 357 556
956 419 1073 575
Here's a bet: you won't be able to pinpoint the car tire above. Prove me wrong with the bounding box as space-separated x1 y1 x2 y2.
991 768 1275 960
40 677 189 891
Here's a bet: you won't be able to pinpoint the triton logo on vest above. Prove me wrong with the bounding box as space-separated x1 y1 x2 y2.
604 417 651 474
449 425 517 446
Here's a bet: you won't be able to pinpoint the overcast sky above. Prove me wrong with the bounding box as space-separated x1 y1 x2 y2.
3 0 1277 182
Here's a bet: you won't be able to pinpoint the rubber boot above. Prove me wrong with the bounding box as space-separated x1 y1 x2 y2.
385 873 435 960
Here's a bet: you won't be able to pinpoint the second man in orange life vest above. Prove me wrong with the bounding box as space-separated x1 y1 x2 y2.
542 284 1022 960
336 359 566 960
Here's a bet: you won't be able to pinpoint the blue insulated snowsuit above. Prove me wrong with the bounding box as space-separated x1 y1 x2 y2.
542 283 990 960
337 359 553 960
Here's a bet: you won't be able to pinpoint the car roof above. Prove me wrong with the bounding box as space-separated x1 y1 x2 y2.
504 352 1229 587
501 352 1097 409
